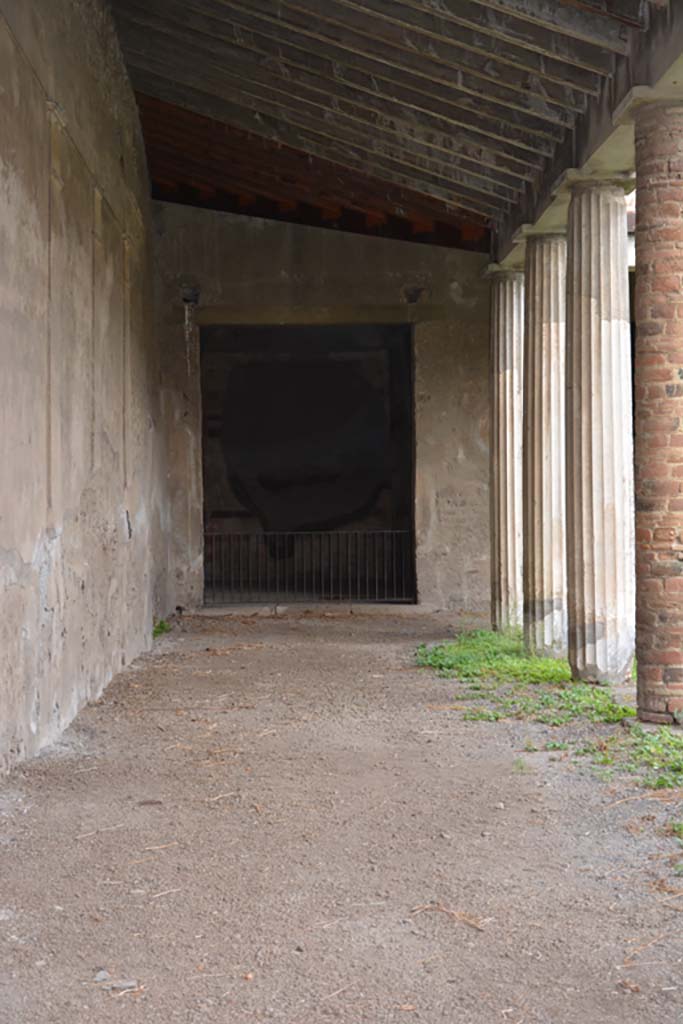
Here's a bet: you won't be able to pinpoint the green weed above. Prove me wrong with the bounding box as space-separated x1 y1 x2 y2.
153 619 171 638
503 686 635 726
617 725 683 789
416 629 572 685
463 707 502 722
417 629 683 796
419 631 633 726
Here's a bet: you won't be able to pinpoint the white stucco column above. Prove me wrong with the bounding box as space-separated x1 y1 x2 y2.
490 271 524 630
523 234 568 656
566 183 635 682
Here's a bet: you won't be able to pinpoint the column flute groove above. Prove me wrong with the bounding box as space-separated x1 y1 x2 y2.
566 183 635 683
523 235 568 656
490 271 524 630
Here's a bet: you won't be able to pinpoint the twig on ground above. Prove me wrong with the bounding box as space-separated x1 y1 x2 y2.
150 888 182 900
411 902 487 931
77 823 125 840
321 984 352 1001
609 791 683 808
624 932 669 964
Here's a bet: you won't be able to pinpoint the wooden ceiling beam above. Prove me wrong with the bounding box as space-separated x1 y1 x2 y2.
113 0 577 130
144 134 486 224
130 62 540 184
219 0 602 94
138 97 528 198
119 27 559 159
217 0 592 108
130 69 501 219
452 0 630 52
270 0 617 76
128 69 507 216
144 118 518 208
115 8 566 143
141 104 523 204
557 0 648 28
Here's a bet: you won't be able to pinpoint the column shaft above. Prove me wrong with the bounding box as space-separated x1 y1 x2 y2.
566 184 635 683
634 103 683 723
490 272 524 630
523 235 568 657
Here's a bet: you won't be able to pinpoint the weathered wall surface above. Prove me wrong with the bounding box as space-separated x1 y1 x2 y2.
154 203 490 617
0 1 170 768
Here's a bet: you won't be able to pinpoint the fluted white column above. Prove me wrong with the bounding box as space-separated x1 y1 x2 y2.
523 235 568 657
566 183 635 682
490 271 524 631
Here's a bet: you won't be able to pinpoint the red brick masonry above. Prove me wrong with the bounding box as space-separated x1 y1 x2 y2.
635 103 683 723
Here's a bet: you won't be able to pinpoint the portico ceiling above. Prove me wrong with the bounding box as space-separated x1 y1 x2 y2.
110 1 675 251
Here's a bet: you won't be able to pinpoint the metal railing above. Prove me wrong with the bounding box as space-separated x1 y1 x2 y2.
204 530 415 605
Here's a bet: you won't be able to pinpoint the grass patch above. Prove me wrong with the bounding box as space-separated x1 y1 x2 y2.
153 619 171 638
419 630 632 726
416 629 683 793
619 725 683 789
417 629 572 685
489 685 636 726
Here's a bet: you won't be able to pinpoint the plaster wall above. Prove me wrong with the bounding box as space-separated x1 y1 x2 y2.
0 0 170 768
154 203 491 619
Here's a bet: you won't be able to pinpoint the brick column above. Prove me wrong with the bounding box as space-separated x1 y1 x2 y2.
635 103 683 723
523 235 568 657
490 271 524 630
566 183 635 683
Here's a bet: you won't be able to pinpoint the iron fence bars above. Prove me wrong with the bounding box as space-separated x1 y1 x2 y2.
204 531 415 605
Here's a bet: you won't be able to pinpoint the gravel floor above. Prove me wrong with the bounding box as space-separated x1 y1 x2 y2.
2 610 683 1024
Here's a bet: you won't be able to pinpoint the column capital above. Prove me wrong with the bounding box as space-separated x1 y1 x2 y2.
614 87 683 127
568 178 633 196
524 231 567 251
485 263 524 280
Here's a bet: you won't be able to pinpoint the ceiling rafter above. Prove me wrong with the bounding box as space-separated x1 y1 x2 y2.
118 16 560 156
143 115 497 218
553 0 647 30
238 0 609 89
330 0 622 71
137 95 492 248
125 58 512 216
213 0 591 110
115 7 566 149
129 60 540 181
130 67 503 220
117 0 576 132
456 0 630 51
109 0 655 242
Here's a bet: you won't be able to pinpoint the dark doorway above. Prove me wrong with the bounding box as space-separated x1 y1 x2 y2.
201 324 416 603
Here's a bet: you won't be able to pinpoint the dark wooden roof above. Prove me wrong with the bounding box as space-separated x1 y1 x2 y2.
137 93 490 248
111 1 656 247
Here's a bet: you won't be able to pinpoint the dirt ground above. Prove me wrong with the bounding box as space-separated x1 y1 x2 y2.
2 611 683 1024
